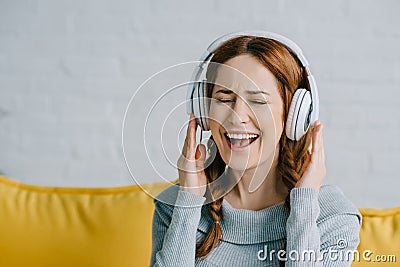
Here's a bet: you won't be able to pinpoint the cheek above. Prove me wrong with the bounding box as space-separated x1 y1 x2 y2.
209 105 224 139
257 105 283 143
209 102 231 127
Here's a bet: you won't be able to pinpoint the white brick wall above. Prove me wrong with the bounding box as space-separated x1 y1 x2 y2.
0 0 399 208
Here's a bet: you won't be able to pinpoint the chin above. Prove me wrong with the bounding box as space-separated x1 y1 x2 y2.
220 140 277 173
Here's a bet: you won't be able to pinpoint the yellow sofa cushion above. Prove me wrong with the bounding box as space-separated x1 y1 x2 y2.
0 175 398 266
352 207 400 266
0 175 171 267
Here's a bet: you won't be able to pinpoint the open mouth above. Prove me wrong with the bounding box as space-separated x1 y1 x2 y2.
224 132 260 148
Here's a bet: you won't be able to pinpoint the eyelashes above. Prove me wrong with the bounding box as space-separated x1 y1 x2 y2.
215 99 269 105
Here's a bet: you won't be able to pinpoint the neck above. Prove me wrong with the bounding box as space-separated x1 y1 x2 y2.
224 149 289 211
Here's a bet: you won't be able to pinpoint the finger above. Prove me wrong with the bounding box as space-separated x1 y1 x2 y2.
318 129 326 176
186 113 194 136
311 121 323 160
186 113 197 159
185 113 193 142
181 114 193 160
302 153 311 172
311 121 320 154
318 124 325 162
195 144 206 172
313 122 325 164
318 123 323 142
189 114 198 156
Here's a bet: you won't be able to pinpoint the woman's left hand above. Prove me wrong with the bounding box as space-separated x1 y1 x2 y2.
295 120 326 190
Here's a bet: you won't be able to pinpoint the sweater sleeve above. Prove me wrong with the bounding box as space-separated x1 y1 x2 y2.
285 186 362 267
150 189 206 267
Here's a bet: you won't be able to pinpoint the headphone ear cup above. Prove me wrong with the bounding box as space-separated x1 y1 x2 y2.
200 81 210 131
286 88 312 141
198 81 208 131
192 81 202 129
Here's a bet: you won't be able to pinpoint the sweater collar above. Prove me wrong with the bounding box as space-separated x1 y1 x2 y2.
198 199 289 245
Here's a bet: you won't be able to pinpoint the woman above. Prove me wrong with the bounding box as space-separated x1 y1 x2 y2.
150 33 361 266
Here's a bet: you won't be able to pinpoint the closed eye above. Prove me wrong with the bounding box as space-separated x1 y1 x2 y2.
250 100 268 105
215 99 269 105
215 99 234 103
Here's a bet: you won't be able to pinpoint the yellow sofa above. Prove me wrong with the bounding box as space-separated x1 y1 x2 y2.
0 175 398 267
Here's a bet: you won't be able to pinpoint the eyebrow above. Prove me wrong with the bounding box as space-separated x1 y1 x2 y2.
214 89 271 95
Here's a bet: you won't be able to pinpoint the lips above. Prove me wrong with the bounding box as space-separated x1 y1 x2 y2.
223 133 260 149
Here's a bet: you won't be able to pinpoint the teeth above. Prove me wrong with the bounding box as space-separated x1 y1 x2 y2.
226 133 258 139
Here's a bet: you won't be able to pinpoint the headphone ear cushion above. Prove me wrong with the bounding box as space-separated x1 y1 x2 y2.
198 81 208 131
286 88 312 141
201 81 210 131
192 82 201 128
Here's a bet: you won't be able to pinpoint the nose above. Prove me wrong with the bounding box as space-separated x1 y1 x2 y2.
228 96 251 125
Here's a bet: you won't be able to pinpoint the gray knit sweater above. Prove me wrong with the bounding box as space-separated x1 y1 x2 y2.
150 183 362 266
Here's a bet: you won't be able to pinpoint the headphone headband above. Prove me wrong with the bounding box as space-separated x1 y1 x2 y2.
203 31 309 67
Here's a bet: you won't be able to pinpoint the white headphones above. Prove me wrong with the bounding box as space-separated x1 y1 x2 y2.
186 30 319 141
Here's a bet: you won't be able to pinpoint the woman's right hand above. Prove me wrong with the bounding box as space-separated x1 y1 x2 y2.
177 113 208 197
